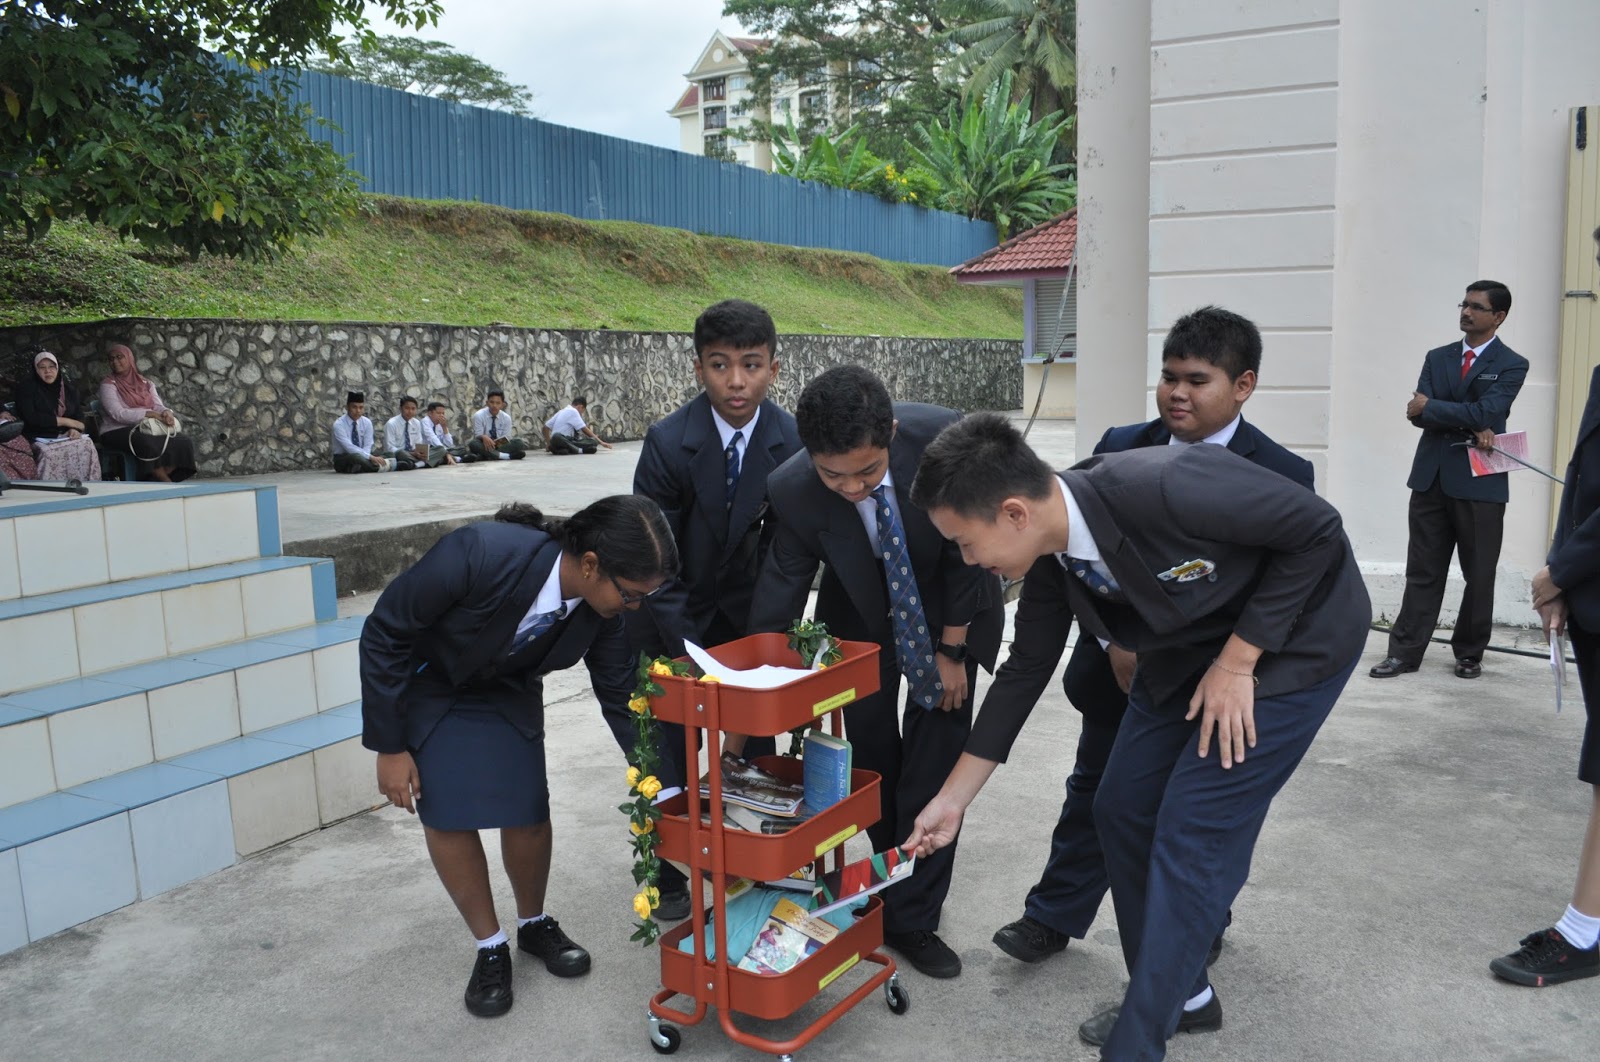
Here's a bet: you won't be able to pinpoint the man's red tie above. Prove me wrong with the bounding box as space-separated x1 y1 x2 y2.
1461 348 1475 379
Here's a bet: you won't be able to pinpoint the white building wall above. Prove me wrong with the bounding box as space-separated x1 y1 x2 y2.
1077 0 1600 624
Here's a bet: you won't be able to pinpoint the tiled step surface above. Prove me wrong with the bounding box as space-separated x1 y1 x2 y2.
0 556 337 697
0 483 281 602
0 702 376 952
0 617 365 809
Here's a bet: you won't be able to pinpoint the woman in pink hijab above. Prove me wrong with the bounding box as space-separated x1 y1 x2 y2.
98 343 197 482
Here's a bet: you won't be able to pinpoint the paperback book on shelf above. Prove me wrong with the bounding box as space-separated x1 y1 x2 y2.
736 897 840 975
811 846 916 919
802 731 852 812
722 800 817 834
700 751 805 816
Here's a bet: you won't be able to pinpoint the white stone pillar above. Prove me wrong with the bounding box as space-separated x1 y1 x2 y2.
1073 0 1151 450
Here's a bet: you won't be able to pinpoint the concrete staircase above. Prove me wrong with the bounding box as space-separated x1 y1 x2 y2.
0 482 375 954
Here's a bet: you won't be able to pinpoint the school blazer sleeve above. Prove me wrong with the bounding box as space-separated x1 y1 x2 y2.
1413 355 1528 433
360 531 480 753
965 554 1075 763
746 478 821 635
1162 451 1348 655
632 425 693 656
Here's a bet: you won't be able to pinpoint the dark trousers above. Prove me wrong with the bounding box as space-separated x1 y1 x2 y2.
846 650 976 934
332 453 381 473
1094 653 1359 1062
1387 482 1505 663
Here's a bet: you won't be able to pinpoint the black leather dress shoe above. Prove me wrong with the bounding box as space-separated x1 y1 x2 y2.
1369 656 1419 678
1455 657 1482 679
883 929 962 978
655 886 691 923
1077 993 1223 1047
993 916 1071 963
517 917 592 977
464 943 513 1018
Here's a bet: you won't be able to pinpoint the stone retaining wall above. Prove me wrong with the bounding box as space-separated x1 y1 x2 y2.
0 319 1022 474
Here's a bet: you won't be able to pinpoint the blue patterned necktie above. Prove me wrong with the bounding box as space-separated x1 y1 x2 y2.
490 414 500 440
1066 557 1124 603
872 485 943 710
725 430 743 508
510 603 567 657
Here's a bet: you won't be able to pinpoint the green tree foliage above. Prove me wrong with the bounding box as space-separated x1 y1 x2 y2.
946 0 1076 156
0 1 441 259
309 35 537 117
770 116 941 207
906 72 1075 239
721 1 963 159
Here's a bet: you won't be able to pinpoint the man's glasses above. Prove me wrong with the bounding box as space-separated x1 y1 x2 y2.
1458 301 1496 313
609 573 666 606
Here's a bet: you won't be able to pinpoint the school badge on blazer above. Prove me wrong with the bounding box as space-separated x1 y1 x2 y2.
1157 558 1217 583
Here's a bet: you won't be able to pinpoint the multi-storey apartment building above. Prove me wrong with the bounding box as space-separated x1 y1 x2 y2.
668 30 843 172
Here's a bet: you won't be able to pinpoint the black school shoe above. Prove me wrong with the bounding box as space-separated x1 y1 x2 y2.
993 916 1071 963
517 917 592 977
883 929 962 978
464 943 513 1018
655 885 692 923
1490 928 1599 987
1455 657 1483 679
1077 993 1223 1047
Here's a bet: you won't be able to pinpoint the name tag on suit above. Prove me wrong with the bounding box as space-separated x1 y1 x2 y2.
1480 374 1499 380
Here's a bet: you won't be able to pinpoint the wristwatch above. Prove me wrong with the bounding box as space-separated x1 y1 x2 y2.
935 641 968 662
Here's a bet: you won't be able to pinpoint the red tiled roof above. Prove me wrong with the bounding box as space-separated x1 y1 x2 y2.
950 208 1077 279
730 37 770 54
670 85 699 113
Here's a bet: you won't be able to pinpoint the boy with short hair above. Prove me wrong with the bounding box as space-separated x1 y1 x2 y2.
904 413 1370 1059
543 397 610 455
331 391 393 473
424 401 472 464
384 396 441 470
470 391 528 461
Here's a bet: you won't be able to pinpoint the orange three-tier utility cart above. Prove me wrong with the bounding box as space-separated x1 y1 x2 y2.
644 633 909 1058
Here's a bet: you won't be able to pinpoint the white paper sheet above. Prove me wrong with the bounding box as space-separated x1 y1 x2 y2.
683 640 823 690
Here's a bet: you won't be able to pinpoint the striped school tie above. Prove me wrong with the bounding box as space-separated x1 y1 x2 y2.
872 486 942 711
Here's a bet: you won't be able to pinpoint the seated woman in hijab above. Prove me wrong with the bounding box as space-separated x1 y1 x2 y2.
11 350 101 483
97 343 197 482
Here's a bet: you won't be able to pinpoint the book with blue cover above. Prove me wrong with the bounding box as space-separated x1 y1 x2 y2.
802 731 852 813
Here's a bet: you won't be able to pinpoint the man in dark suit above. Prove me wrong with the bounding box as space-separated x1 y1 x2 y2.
991 306 1314 968
1491 232 1600 989
746 365 1004 979
1372 280 1528 680
907 414 1371 1060
629 299 803 918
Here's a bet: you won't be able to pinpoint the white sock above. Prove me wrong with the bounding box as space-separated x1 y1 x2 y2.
517 914 547 928
1183 985 1214 1012
497 451 510 460
475 928 508 950
1555 904 1600 949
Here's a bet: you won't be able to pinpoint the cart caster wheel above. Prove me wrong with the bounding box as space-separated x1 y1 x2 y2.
885 975 910 1015
649 1024 681 1054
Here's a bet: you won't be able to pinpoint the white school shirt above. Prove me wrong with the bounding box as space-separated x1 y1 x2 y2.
1166 413 1241 449
384 414 426 453
545 404 587 436
513 556 584 642
331 414 374 459
852 467 903 555
472 407 514 440
710 405 760 466
423 418 454 447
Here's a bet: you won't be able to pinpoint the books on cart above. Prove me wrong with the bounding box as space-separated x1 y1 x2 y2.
802 731 852 812
811 846 916 919
722 800 817 834
736 897 840 975
700 752 805 816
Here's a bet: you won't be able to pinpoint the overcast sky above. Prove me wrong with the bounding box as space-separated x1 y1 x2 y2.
368 1 749 149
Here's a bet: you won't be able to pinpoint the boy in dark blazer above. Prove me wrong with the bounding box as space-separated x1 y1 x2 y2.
1372 280 1528 680
1492 234 1600 988
745 365 1003 979
991 307 1315 968
906 414 1370 1060
629 300 803 917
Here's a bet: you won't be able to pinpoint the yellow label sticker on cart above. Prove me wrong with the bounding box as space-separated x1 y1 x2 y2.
815 824 858 857
818 953 860 992
813 687 857 716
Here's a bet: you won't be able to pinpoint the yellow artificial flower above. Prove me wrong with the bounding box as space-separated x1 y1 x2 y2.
628 695 650 715
637 775 662 800
816 661 829 670
700 674 720 683
630 819 655 836
633 892 652 919
649 660 674 677
645 886 661 910
626 766 641 788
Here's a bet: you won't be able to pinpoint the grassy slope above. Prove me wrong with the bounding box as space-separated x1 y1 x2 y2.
0 197 1022 338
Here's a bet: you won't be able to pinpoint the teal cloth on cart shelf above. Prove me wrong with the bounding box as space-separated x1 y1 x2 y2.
675 885 861 961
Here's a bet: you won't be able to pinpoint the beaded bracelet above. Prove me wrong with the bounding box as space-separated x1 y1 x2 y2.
1210 658 1259 686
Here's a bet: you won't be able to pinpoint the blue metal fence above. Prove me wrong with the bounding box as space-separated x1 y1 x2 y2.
280 68 997 266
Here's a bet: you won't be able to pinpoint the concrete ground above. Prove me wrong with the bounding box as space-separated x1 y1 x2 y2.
5 415 1595 1060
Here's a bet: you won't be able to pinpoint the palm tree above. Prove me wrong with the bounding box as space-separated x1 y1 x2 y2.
946 0 1076 137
